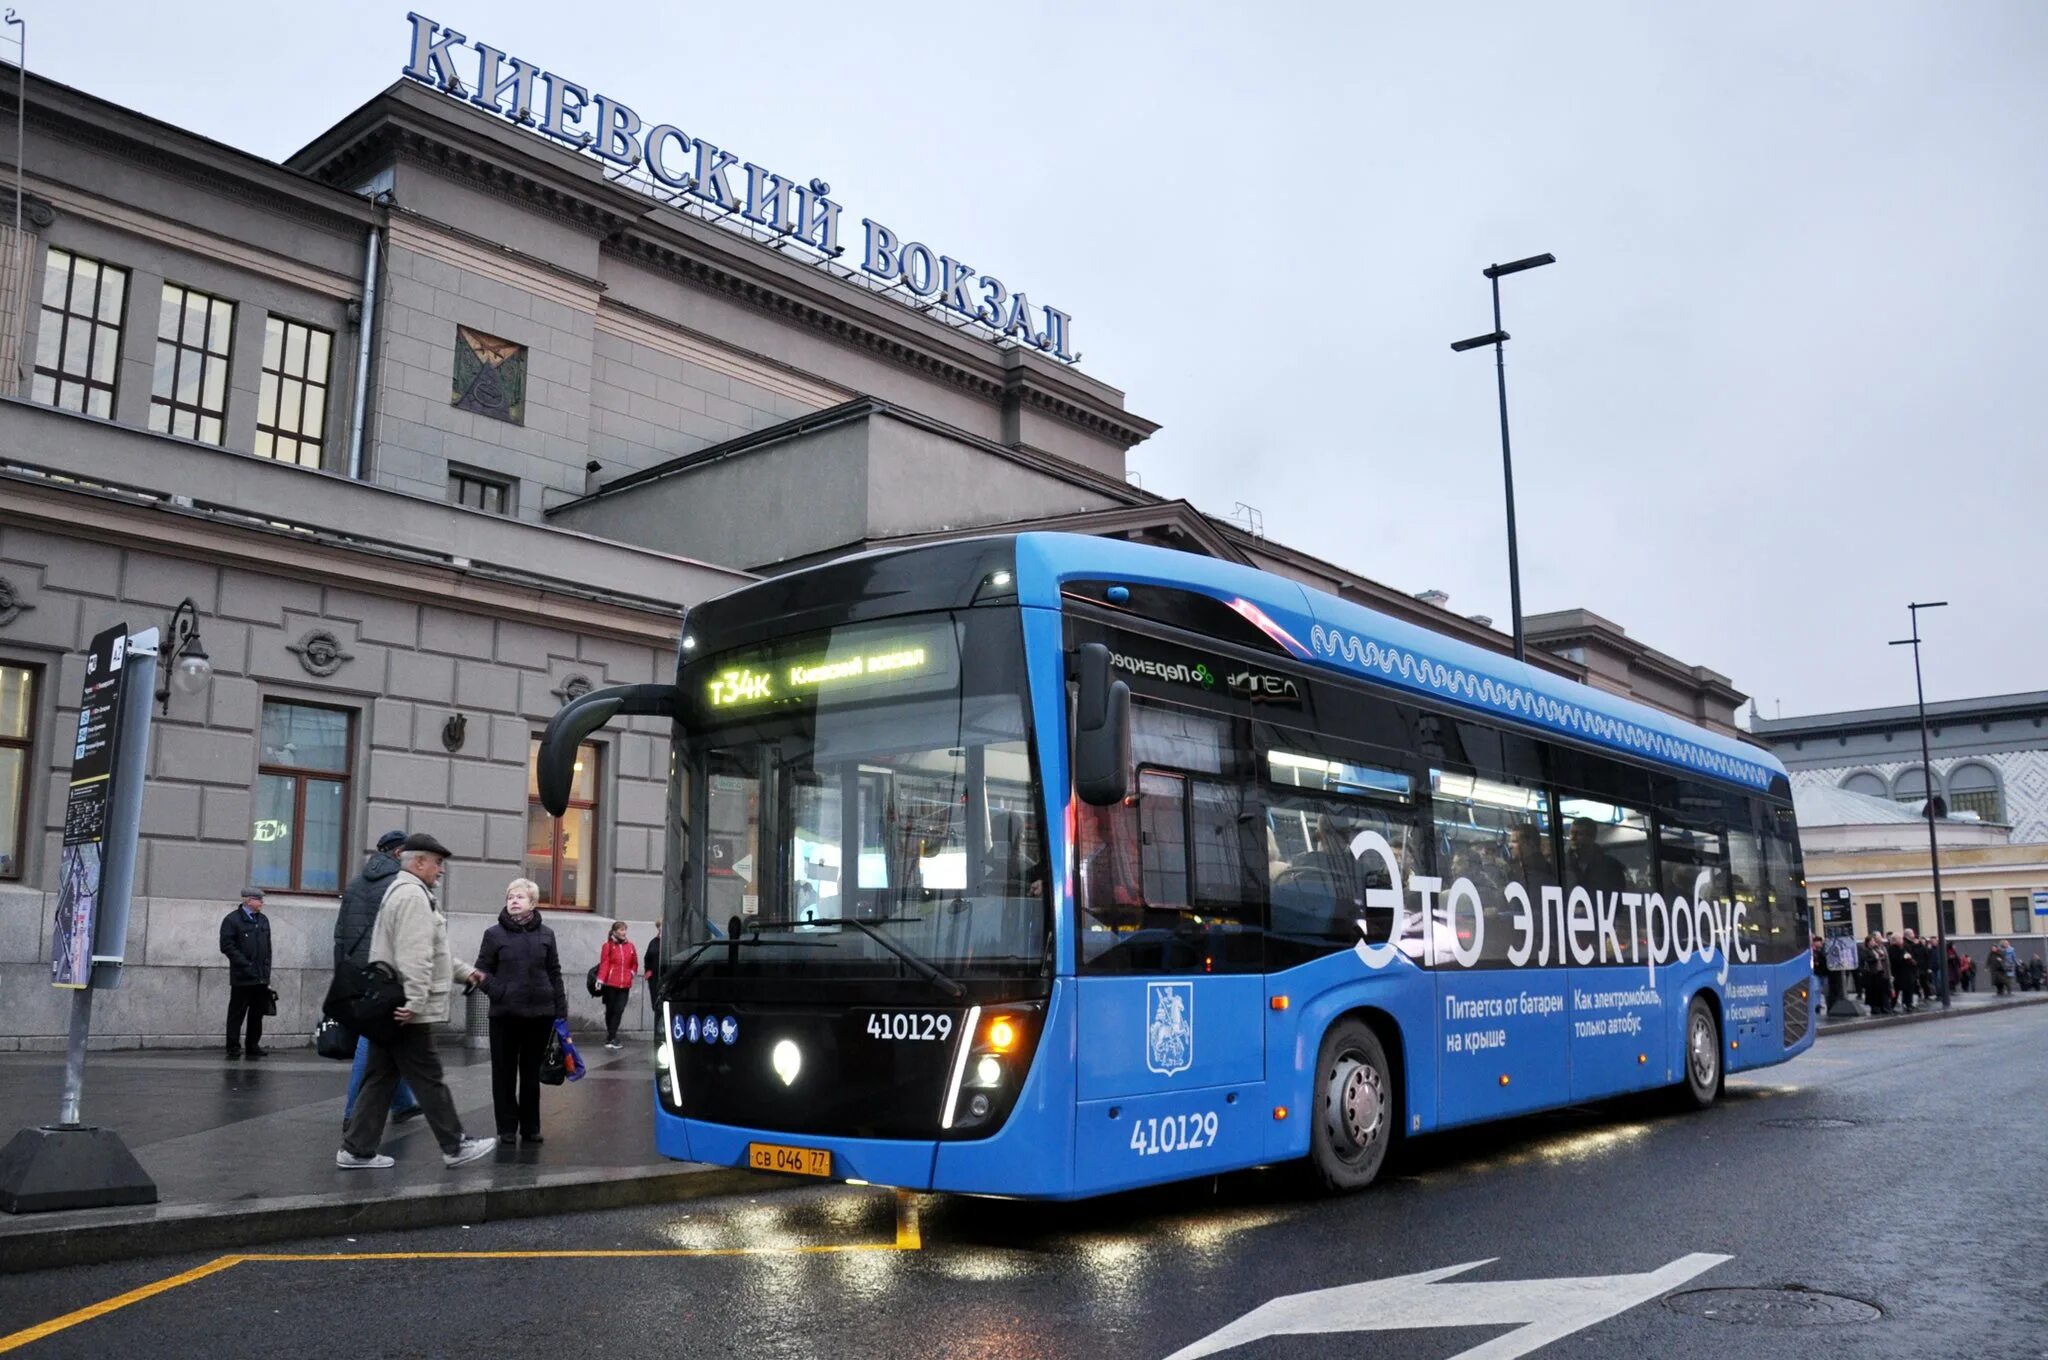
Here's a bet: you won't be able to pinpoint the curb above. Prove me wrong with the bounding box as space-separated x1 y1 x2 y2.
1816 992 2048 1037
0 1163 787 1275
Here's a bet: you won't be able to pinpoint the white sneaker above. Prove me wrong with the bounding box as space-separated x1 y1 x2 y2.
336 1149 394 1169
443 1136 498 1167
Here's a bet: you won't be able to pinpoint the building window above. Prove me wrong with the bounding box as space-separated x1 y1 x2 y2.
452 326 526 425
1900 900 1920 935
32 247 126 418
0 665 35 880
1891 766 1930 809
1946 763 2002 822
255 316 333 467
1867 900 1885 935
149 284 235 444
1971 897 1993 934
2012 897 2033 934
1941 899 1956 935
527 738 597 909
1841 771 1887 798
448 465 516 515
252 701 352 894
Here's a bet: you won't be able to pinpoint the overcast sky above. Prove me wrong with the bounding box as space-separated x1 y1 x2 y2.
32 2 2045 719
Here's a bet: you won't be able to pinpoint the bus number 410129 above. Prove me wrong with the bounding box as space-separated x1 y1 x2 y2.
1130 1111 1219 1156
865 1012 954 1042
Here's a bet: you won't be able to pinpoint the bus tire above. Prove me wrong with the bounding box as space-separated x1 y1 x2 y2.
1309 1019 1394 1192
1677 995 1721 1110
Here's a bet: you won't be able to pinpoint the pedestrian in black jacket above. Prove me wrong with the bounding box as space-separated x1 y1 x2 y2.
220 888 273 1058
475 877 568 1144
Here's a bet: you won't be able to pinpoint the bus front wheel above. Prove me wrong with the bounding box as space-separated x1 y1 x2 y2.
1309 1019 1393 1192
1677 995 1722 1110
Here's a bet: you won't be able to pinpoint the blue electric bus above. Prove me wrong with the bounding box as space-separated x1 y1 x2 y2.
538 533 1813 1198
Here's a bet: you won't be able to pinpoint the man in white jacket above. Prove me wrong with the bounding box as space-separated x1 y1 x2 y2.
337 833 497 1169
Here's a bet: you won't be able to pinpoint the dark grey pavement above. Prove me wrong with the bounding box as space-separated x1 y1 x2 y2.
3 1004 2045 1358
1814 979 2048 1034
0 1038 765 1271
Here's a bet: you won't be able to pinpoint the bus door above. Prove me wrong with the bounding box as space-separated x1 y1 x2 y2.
1071 767 1266 1186
1429 772 1571 1124
1564 795 1665 1101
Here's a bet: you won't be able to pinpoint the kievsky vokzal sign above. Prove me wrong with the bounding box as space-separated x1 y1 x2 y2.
401 14 1078 364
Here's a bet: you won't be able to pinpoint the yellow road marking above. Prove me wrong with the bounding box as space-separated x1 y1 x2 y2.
0 1193 922 1351
0 1255 243 1354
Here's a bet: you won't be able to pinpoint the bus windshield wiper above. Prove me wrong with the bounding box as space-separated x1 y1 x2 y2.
675 930 829 971
833 915 965 999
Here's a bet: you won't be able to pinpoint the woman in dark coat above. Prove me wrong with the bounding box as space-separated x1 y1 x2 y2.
475 878 567 1144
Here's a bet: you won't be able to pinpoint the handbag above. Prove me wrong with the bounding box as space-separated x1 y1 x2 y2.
586 964 603 998
313 1016 355 1060
554 1017 585 1082
540 1027 568 1085
261 988 279 1017
323 959 407 1046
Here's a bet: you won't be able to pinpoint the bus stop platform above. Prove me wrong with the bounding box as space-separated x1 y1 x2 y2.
0 1041 768 1273
1815 984 2048 1036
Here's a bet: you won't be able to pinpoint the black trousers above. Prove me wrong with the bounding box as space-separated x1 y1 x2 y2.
489 1015 552 1137
343 1024 467 1157
226 984 268 1050
601 985 630 1041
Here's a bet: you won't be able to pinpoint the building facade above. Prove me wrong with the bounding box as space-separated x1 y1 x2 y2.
0 45 1756 1049
1754 692 2048 844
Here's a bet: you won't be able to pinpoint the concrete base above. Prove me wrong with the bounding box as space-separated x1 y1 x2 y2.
0 1124 159 1214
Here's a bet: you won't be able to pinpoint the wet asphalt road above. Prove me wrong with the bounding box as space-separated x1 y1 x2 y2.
3 1006 2045 1360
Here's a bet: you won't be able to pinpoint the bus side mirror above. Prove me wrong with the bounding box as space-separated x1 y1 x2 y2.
1072 643 1130 807
538 683 679 816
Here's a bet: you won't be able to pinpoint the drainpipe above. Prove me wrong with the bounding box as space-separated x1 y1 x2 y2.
345 223 381 480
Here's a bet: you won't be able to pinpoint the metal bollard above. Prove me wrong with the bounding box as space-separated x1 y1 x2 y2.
464 986 490 1050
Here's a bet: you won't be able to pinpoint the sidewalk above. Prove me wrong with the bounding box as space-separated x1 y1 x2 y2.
1816 984 2048 1036
0 1040 768 1273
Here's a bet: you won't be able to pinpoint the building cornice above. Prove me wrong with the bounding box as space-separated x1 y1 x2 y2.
289 82 1159 449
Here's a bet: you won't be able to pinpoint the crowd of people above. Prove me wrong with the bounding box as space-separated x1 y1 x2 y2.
220 829 660 1172
1807 928 2041 1014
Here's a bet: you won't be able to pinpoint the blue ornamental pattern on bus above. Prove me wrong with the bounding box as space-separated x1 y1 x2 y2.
1304 625 1774 791
1146 982 1194 1076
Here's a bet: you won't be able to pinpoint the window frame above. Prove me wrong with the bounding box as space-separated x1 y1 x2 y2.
448 464 517 516
32 247 127 418
528 737 601 910
254 314 334 467
2011 896 2032 935
149 282 237 445
253 699 354 895
0 663 38 881
1971 897 1993 935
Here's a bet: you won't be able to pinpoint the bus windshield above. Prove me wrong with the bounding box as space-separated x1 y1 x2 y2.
677 608 1049 997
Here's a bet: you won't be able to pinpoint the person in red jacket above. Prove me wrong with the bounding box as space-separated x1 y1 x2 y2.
596 920 638 1048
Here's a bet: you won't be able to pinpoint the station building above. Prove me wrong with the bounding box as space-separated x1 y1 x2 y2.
1756 695 2048 970
0 36 1753 1048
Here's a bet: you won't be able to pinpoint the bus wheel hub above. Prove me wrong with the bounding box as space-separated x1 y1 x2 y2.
1334 1058 1383 1150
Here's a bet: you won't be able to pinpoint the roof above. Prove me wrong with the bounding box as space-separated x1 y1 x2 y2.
1753 690 2048 740
1792 783 1992 828
1010 534 1785 792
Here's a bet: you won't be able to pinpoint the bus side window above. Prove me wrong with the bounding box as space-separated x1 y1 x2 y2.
1429 770 1552 966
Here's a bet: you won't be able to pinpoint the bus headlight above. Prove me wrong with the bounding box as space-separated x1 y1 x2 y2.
974 1055 1003 1088
655 1041 673 1073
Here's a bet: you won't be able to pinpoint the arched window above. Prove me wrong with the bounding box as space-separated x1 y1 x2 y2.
1892 767 1930 807
1841 771 1887 799
1946 763 2003 822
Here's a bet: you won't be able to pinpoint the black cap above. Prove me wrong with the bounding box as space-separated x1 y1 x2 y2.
398 832 454 859
375 828 407 852
240 887 265 901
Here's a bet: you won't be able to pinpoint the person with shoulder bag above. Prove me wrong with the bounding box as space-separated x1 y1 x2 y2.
596 920 638 1049
219 888 273 1058
333 830 421 1126
476 878 568 1144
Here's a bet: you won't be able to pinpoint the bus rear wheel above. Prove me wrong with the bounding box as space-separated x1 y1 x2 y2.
1677 995 1722 1110
1309 1019 1393 1192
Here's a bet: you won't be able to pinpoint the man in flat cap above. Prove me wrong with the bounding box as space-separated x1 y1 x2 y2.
220 887 272 1058
338 833 496 1169
336 829 421 1126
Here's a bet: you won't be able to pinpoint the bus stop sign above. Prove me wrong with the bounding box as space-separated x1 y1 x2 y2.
2033 889 2048 917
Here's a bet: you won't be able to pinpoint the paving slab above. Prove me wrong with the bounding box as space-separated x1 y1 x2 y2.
0 1040 774 1273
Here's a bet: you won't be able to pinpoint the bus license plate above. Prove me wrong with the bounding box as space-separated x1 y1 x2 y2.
748 1142 832 1178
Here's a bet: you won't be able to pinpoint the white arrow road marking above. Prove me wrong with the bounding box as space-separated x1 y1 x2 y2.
1162 1251 1731 1360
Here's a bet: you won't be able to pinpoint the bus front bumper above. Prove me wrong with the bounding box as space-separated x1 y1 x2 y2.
657 1104 941 1190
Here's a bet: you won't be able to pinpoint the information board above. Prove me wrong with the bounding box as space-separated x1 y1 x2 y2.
52 623 128 989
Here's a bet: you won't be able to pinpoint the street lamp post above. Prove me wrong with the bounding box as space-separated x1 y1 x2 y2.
1451 252 1556 663
1890 600 1951 1011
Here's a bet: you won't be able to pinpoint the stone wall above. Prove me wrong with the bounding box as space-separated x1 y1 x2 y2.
0 519 675 1048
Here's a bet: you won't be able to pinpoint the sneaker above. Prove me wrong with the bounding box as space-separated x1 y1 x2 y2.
246 1046 271 1058
393 1105 425 1124
443 1136 497 1167
520 1132 544 1145
336 1149 395 1169
225 1047 242 1058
